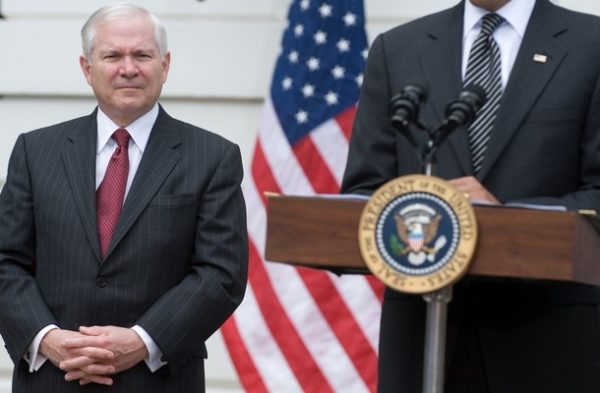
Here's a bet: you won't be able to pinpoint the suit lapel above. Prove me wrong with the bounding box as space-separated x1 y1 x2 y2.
419 3 473 175
103 108 182 259
477 0 567 180
62 112 102 262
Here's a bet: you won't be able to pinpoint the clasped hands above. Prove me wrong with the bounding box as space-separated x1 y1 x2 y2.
40 325 148 386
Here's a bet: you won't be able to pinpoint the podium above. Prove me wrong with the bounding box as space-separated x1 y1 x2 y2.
265 194 600 392
265 195 600 286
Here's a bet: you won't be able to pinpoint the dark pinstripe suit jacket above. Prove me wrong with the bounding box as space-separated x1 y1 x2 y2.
0 106 248 392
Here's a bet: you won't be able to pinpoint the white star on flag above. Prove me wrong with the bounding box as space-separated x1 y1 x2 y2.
294 24 305 37
314 30 327 45
319 3 333 17
325 91 339 105
307 57 320 71
332 65 345 79
343 12 357 26
302 84 315 97
288 51 299 63
282 77 293 90
295 109 309 124
337 38 350 52
356 73 363 86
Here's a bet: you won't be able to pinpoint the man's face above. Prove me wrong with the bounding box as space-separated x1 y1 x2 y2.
80 14 170 126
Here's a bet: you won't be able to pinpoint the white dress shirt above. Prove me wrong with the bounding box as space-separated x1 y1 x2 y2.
462 0 536 89
26 104 167 373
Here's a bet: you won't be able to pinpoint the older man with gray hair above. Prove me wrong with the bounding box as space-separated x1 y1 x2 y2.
0 3 248 392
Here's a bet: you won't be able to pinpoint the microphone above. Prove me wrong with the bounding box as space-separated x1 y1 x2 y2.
389 82 428 149
444 85 486 128
429 85 487 152
390 82 429 130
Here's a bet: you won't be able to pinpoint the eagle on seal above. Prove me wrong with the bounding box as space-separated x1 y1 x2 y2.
394 211 442 254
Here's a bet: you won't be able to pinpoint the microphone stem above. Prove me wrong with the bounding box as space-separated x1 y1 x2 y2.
421 139 437 177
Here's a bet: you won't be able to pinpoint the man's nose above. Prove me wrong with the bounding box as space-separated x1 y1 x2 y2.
119 56 139 77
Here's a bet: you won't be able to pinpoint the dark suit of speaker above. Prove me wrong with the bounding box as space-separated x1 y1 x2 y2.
342 1 600 392
0 107 248 392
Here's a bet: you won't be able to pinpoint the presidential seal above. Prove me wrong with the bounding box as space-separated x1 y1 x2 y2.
358 175 477 294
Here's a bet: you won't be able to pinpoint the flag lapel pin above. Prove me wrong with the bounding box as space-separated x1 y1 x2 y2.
533 53 547 63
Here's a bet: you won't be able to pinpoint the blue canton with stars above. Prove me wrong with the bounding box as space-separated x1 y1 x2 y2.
271 0 368 146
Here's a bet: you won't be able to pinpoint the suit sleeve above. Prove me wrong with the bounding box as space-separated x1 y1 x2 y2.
0 135 58 365
135 142 248 375
341 34 401 195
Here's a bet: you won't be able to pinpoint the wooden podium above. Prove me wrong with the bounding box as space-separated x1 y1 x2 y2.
265 195 600 286
265 194 600 392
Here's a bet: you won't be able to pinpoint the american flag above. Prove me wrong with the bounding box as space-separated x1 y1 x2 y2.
221 0 383 391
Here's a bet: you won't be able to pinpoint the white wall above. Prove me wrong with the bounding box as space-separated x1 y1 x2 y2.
1 0 599 391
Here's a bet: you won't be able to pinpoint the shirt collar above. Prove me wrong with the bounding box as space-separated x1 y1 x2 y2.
96 104 159 154
464 0 536 39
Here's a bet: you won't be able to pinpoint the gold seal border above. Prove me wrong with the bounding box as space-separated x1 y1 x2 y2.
358 175 478 294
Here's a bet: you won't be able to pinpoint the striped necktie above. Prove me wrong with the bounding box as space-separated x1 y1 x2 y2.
464 13 504 174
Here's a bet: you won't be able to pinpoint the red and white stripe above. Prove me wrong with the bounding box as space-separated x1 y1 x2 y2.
222 98 383 392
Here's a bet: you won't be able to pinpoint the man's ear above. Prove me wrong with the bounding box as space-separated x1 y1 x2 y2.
80 55 93 85
162 52 171 83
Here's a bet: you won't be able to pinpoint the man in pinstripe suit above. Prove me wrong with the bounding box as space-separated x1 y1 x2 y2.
0 3 248 392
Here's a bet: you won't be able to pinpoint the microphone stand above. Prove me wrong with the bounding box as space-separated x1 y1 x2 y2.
420 119 456 176
392 84 483 393
392 117 457 393
422 139 436 176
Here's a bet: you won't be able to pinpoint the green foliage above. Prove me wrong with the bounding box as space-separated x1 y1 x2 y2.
390 234 406 256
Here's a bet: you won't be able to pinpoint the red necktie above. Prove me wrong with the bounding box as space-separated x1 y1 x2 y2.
97 128 130 259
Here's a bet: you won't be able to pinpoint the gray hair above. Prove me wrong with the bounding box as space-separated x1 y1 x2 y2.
81 2 168 60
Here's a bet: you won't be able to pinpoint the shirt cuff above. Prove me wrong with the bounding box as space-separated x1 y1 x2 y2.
131 325 167 372
26 324 59 373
